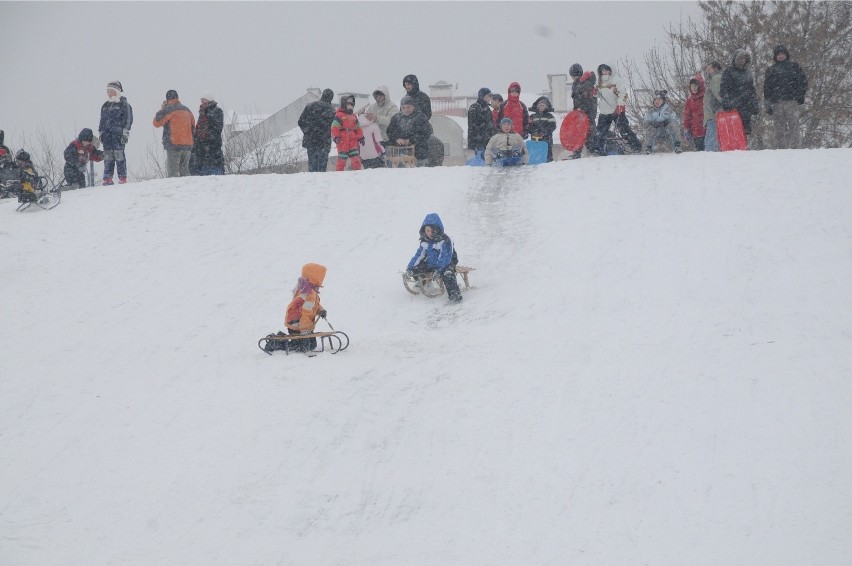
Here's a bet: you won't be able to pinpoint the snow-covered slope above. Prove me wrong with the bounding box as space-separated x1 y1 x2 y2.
2 150 851 565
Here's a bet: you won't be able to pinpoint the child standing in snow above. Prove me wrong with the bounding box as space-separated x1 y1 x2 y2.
485 118 529 166
527 96 557 162
265 263 329 353
356 112 386 169
331 95 364 171
406 213 463 303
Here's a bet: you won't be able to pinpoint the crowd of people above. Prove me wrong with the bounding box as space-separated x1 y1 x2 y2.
0 45 808 198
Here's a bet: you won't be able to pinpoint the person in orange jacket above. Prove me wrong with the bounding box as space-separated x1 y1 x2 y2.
153 89 196 177
267 263 328 353
331 95 364 171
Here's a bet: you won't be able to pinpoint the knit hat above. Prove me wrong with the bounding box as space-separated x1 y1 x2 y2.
478 87 492 99
499 117 513 127
400 95 414 107
78 128 94 142
569 64 583 77
321 88 334 103
107 80 123 92
166 89 179 101
200 91 216 102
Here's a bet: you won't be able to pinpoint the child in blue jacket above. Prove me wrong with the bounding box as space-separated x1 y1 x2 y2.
406 213 463 303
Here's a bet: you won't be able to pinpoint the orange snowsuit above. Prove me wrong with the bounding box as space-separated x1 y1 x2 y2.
330 108 363 171
285 263 326 333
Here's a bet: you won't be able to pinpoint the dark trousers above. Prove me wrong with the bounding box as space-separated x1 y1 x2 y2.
595 113 642 153
692 136 705 151
288 328 317 352
307 146 330 172
412 265 462 299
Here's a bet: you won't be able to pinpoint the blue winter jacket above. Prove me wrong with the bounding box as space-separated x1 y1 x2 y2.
407 213 457 272
99 97 134 150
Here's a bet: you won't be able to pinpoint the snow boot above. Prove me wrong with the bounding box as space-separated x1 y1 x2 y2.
103 177 114 186
118 176 127 184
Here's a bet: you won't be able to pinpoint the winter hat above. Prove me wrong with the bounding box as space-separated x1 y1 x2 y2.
569 64 583 77
340 94 355 107
773 45 790 60
107 80 123 93
499 117 513 127
321 88 334 103
400 95 415 107
478 87 492 99
689 78 701 88
301 263 327 287
402 74 419 90
166 89 179 101
653 89 668 100
78 128 94 142
200 91 216 102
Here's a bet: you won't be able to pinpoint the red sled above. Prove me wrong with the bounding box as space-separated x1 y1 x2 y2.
559 110 591 152
716 109 748 151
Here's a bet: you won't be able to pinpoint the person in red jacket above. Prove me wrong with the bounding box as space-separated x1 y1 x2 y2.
682 75 706 151
63 128 104 188
330 95 365 171
497 82 529 138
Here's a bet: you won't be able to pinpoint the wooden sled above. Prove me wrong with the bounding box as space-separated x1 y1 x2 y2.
258 330 349 356
403 265 475 297
385 145 417 168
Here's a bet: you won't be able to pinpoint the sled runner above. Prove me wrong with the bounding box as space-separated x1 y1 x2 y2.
559 110 591 152
526 139 548 164
716 109 748 151
2 175 60 211
402 266 474 297
385 145 417 168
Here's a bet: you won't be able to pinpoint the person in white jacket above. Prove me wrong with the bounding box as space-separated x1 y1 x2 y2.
485 118 529 166
359 86 398 141
594 64 642 154
356 113 387 169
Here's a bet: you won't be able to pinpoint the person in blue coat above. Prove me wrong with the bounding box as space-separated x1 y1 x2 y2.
98 80 133 185
406 213 463 303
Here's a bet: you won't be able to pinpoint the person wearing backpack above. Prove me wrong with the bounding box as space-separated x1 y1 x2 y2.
98 80 133 185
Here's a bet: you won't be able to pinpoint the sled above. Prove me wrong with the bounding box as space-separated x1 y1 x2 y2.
4 176 61 212
526 139 548 164
466 151 486 167
385 145 417 168
258 330 350 356
559 110 591 152
716 109 748 151
402 266 475 298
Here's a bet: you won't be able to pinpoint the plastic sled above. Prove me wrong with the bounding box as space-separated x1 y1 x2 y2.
716 110 748 151
466 150 486 167
526 139 548 164
559 110 591 152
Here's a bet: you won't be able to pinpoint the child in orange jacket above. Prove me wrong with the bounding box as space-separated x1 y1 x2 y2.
265 263 328 353
331 95 364 171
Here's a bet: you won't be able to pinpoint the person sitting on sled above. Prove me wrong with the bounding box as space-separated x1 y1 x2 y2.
14 149 40 203
266 263 329 353
406 213 463 303
484 118 529 167
63 128 104 188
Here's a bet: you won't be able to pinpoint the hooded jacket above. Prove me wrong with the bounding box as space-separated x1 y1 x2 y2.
407 213 458 272
363 86 398 140
153 98 196 151
572 71 598 119
527 96 556 141
356 113 386 160
387 108 433 160
285 263 326 333
298 89 336 149
99 95 133 150
484 129 529 165
596 65 628 115
331 98 364 154
683 75 707 137
467 93 497 150
720 49 759 118
63 129 104 181
763 46 807 104
402 75 432 119
497 82 530 137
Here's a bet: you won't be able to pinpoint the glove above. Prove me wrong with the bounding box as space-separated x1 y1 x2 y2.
614 105 625 115
764 101 773 115
333 137 341 144
93 135 102 149
121 129 129 144
358 138 365 146
318 309 327 319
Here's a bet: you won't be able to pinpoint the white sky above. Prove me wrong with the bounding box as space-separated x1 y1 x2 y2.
0 1 700 170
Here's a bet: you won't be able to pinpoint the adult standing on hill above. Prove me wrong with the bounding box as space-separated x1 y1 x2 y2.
569 63 598 158
720 49 759 140
298 88 336 172
99 80 133 185
594 63 642 154
497 82 530 138
193 92 225 175
153 90 196 178
467 87 496 156
402 75 432 120
763 45 808 149
387 96 433 167
359 86 398 141
703 61 724 152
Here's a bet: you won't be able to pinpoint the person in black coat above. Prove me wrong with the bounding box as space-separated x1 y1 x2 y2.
527 96 557 162
569 64 598 157
98 80 133 184
192 93 225 175
387 95 433 166
763 45 808 149
63 128 103 188
402 75 432 120
720 49 760 136
467 87 496 156
298 88 336 172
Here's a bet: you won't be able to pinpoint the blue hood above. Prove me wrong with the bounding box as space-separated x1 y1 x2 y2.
420 213 444 236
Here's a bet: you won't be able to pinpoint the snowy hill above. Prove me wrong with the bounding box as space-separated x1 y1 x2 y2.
2 150 851 565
